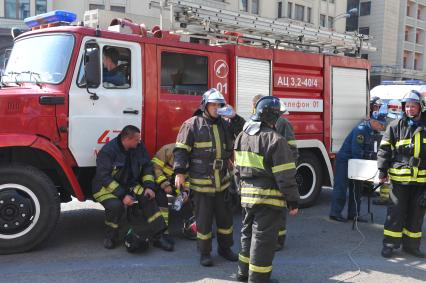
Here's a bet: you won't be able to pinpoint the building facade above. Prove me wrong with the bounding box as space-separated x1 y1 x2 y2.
0 0 348 71
348 0 426 87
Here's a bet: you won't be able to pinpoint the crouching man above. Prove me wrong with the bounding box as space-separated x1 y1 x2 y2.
92 125 172 252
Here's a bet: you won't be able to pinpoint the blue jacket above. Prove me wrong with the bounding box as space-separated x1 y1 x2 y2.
337 121 381 160
103 67 126 86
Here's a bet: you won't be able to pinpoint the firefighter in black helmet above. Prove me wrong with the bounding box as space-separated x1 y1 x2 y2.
378 90 426 258
370 96 383 114
252 94 298 251
235 96 300 283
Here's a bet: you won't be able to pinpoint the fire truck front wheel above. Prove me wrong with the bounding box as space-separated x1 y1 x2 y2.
296 151 323 208
0 164 60 254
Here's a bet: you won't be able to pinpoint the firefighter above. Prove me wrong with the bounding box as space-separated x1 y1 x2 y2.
329 112 387 222
367 96 392 206
370 96 383 114
92 125 172 251
378 90 426 258
152 143 194 242
252 94 298 251
235 96 299 283
174 88 245 266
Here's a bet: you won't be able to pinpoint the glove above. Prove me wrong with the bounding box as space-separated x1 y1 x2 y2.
418 190 426 208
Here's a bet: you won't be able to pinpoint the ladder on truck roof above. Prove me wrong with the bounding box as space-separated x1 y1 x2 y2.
150 0 375 55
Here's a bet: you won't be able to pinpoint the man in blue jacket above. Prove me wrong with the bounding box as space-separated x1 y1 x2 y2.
329 112 387 222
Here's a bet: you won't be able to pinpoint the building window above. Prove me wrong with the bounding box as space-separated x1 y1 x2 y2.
5 0 30 19
36 0 47 15
89 4 105 10
403 56 407 69
161 52 208 96
307 7 312 23
295 4 304 21
287 2 293 18
111 5 125 13
278 2 282 18
329 0 335 3
358 27 370 35
320 14 326 27
251 0 259 14
415 53 423 71
328 16 334 29
360 2 371 16
240 0 248 12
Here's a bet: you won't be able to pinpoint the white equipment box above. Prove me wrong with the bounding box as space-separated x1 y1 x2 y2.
348 159 380 183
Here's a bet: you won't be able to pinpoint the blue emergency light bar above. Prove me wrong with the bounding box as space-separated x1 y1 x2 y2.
381 80 424 85
24 10 76 28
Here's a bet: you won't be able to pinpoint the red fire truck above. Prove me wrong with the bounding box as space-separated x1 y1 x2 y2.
0 4 373 254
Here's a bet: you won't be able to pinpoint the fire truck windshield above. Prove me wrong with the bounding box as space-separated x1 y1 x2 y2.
3 33 74 85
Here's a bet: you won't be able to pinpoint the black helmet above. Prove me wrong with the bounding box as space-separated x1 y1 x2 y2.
251 96 286 125
124 229 149 253
370 96 383 115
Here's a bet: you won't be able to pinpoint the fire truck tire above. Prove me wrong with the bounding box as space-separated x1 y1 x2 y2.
296 151 323 208
0 164 60 254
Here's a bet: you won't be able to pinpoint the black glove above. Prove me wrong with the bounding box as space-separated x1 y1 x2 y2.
418 190 426 208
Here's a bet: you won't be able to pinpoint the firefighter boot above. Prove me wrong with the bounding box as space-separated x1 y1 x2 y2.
276 235 286 251
104 226 119 249
236 272 248 282
381 246 394 258
403 247 426 258
200 253 213 267
218 247 238 262
153 234 174 252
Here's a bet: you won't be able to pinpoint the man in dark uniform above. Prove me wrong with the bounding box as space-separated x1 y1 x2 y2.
92 125 171 251
329 113 387 222
235 96 299 283
378 90 426 258
174 88 245 266
102 47 127 86
152 143 194 242
252 94 298 251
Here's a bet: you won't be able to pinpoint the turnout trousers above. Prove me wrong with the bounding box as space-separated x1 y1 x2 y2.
193 191 234 254
238 206 283 283
383 183 426 250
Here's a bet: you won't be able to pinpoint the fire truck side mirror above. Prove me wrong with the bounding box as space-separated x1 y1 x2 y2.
84 41 100 100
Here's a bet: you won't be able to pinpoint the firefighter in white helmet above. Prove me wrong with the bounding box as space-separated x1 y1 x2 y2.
378 90 426 258
173 88 245 266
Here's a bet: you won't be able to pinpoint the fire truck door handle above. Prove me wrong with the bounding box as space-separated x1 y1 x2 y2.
123 109 139 115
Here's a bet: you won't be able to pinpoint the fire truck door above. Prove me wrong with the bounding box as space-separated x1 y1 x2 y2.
68 38 142 167
156 47 228 146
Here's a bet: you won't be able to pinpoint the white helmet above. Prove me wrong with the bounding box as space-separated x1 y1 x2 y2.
200 88 226 111
401 90 426 113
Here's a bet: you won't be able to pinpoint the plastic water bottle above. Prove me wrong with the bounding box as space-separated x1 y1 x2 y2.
217 105 235 117
172 193 184 211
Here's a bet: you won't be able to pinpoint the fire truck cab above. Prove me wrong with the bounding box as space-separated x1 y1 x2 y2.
0 8 371 254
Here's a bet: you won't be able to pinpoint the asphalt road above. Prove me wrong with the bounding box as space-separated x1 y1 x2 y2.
0 188 425 283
